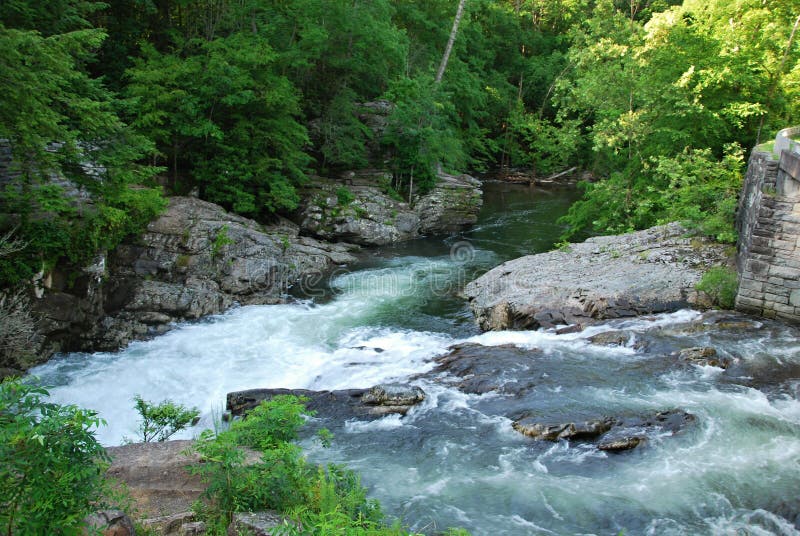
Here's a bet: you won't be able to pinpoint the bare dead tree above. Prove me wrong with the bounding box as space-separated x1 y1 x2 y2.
435 0 467 84
0 231 36 371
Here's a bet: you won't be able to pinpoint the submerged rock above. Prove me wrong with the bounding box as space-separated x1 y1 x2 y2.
464 223 729 331
420 343 538 395
227 384 426 420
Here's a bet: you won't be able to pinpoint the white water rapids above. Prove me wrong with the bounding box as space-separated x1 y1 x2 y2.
29 184 800 535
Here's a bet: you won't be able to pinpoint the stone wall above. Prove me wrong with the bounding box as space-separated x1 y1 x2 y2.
735 144 800 322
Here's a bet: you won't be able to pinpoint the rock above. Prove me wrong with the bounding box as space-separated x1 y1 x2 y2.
420 343 538 395
676 347 731 368
598 437 644 452
227 511 295 536
464 223 730 331
30 196 359 360
588 330 647 349
292 171 482 245
106 440 262 523
415 172 483 235
105 440 205 519
227 384 426 420
140 512 196 535
512 409 695 451
83 509 136 536
512 418 615 441
361 384 425 407
181 521 206 535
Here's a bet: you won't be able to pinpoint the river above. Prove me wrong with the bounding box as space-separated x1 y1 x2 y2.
31 182 800 535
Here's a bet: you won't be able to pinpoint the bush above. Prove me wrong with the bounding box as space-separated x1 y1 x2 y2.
0 378 111 535
696 266 739 309
133 395 200 442
191 395 464 535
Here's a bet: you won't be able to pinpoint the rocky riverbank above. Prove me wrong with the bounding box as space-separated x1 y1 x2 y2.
21 196 359 372
463 223 730 331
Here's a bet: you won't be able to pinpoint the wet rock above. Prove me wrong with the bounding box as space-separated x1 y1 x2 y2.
676 347 731 368
588 330 647 349
512 409 695 451
361 384 425 407
598 437 644 452
421 343 538 396
228 511 295 536
464 223 729 331
656 311 764 337
512 417 615 441
83 509 136 536
227 385 426 420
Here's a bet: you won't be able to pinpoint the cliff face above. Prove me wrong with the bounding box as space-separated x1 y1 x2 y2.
21 197 358 371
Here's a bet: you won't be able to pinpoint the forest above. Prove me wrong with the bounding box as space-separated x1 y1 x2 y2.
1 0 799 285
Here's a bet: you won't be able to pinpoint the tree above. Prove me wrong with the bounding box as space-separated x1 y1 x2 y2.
435 0 468 83
0 379 111 535
133 395 200 443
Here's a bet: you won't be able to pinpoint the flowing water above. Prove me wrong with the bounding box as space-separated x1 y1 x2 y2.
31 183 800 535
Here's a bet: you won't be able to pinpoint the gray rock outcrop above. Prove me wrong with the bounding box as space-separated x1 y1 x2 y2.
32 196 358 357
292 171 482 245
464 223 729 331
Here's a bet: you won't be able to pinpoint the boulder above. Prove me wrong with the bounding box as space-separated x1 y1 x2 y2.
105 440 205 519
292 172 482 245
83 510 136 536
675 346 731 368
464 223 729 331
512 418 615 441
587 330 647 350
227 384 426 420
227 511 295 536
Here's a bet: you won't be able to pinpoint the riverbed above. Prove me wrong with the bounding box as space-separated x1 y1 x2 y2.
31 182 800 535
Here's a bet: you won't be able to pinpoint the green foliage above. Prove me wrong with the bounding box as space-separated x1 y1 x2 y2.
336 187 355 207
192 395 458 536
0 15 164 286
559 144 744 242
696 266 739 309
133 395 200 443
211 225 234 259
126 31 310 217
0 378 111 535
383 76 466 196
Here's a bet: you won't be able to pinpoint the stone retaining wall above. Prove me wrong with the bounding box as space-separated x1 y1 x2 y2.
735 142 800 323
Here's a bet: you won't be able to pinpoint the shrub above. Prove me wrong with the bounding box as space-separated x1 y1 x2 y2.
133 395 200 443
0 378 111 535
696 266 739 309
336 187 355 207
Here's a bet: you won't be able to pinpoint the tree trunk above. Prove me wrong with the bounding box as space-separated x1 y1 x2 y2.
435 0 467 84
